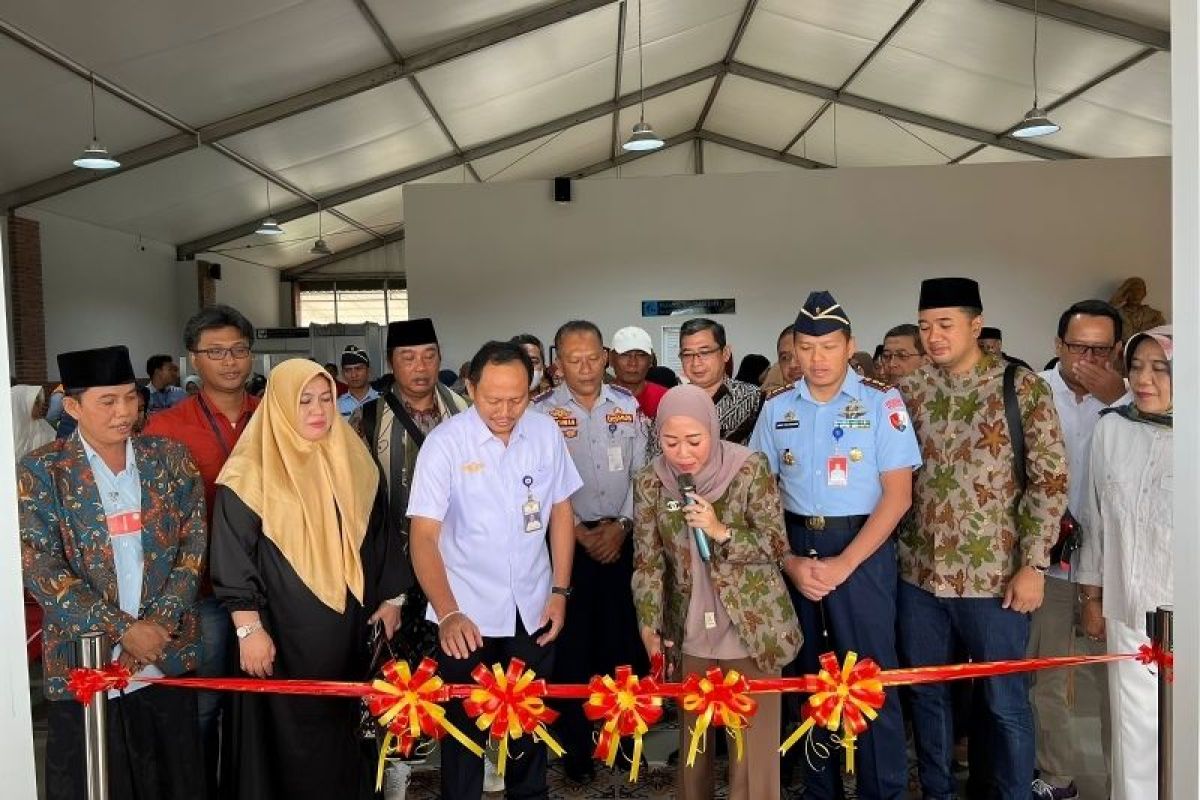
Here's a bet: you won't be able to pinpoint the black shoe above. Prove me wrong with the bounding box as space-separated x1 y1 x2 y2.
563 758 595 785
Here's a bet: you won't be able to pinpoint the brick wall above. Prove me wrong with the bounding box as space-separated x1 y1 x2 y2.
197 260 216 308
6 214 46 383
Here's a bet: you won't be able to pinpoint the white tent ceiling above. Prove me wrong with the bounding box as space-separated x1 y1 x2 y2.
0 0 1171 278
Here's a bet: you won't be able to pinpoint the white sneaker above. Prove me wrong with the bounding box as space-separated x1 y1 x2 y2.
483 758 505 793
383 761 411 800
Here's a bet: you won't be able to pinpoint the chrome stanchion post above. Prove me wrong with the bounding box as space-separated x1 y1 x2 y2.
78 632 109 800
1155 605 1174 800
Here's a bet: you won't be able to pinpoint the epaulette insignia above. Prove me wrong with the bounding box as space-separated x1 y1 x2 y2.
532 388 554 404
609 383 633 397
860 377 894 393
763 382 795 401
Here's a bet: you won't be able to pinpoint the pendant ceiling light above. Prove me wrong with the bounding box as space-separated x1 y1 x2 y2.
622 0 664 152
73 74 120 170
310 206 332 255
256 182 284 236
1012 0 1060 139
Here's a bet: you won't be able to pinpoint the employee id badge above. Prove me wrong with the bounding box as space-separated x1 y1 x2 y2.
523 498 543 532
826 455 849 488
608 445 624 472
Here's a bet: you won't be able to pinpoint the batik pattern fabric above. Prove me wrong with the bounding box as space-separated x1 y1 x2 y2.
19 434 205 699
897 356 1068 598
631 453 801 677
713 379 763 445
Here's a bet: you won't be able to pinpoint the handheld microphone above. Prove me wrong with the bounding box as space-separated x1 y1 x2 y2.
678 473 712 562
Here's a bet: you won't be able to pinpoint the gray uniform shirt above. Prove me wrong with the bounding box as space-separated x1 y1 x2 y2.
531 383 649 521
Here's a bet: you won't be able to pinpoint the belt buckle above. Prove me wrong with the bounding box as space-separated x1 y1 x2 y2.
807 515 826 531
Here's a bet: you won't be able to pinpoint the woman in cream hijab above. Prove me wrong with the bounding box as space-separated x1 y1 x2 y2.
10 385 54 460
211 358 411 799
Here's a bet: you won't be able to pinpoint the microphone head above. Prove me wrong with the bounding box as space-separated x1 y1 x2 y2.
677 472 696 493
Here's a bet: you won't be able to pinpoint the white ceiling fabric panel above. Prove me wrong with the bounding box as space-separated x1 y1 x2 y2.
957 146 1042 164
1039 100 1169 157
617 0 742 94
0 41 178 194
1059 0 1168 28
471 117 613 182
221 80 453 196
792 104 978 166
590 142 697 178
1066 49 1170 125
736 0 915 87
33 148 303 244
0 0 389 124
702 142 807 174
335 167 468 231
368 0 564 55
417 4 619 147
848 0 1146 132
705 75 828 150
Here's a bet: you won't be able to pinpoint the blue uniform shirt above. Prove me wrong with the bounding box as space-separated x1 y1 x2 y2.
749 370 921 516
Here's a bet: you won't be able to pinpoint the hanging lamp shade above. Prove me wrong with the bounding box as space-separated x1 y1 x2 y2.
623 121 664 152
73 139 120 170
1011 107 1059 139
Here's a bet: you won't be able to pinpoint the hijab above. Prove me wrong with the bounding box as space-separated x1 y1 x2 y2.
11 385 54 458
217 359 380 612
1108 324 1173 429
652 384 753 502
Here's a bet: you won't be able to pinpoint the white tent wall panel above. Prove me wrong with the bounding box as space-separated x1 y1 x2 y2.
470 117 613 182
849 0 1147 132
701 141 808 173
1047 96 1172 156
736 0 916 87
793 104 979 166
617 0 742 95
588 141 697 178
1074 0 1169 28
958 145 1042 163
705 74 829 150
417 3 620 147
1074 50 1171 124
366 0 564 55
404 157 1169 373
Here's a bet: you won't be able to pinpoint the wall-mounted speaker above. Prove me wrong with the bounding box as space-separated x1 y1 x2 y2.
208 263 222 280
553 176 572 204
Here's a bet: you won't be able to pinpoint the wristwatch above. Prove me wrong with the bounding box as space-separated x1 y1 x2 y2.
384 593 408 608
235 621 263 640
616 516 634 534
551 586 574 599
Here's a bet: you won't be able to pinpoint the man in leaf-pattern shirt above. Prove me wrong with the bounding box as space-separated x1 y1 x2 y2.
897 278 1067 800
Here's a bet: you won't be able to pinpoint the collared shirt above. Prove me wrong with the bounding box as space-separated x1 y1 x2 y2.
634 381 668 419
143 391 260 530
337 386 380 418
898 356 1068 599
750 370 921 516
407 407 582 637
531 383 649 521
711 379 762 444
1040 367 1130 580
147 385 187 414
79 434 162 692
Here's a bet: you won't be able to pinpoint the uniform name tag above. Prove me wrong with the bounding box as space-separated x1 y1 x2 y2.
605 411 635 425
835 418 871 430
775 420 800 429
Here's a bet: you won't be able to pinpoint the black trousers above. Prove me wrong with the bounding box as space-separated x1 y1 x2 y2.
437 616 556 800
46 685 204 800
551 535 646 769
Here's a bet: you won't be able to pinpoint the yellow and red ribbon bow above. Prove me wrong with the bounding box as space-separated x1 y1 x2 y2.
584 666 664 781
368 658 482 789
464 659 563 776
66 662 132 703
680 667 757 767
1137 643 1175 683
779 651 886 772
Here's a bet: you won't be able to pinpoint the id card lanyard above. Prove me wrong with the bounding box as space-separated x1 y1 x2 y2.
521 475 543 532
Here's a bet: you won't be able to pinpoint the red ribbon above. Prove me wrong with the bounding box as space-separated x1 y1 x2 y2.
680 667 757 767
779 651 886 772
584 666 663 781
1138 644 1175 683
464 659 562 776
67 662 131 703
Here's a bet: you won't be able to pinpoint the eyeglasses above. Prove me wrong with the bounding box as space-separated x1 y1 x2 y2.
194 345 252 361
1061 342 1115 357
880 350 920 362
679 347 722 362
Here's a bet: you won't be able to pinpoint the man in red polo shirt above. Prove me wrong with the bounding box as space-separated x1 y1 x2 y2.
143 304 259 798
609 326 667 419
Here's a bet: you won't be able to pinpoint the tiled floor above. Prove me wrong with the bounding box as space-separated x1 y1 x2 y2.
29 636 1114 799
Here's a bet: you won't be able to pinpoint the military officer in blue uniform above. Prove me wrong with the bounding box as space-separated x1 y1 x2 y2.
750 291 921 800
531 319 649 783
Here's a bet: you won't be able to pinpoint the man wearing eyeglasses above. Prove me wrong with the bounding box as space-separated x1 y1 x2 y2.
143 304 260 798
1027 299 1129 800
879 323 927 383
678 318 761 444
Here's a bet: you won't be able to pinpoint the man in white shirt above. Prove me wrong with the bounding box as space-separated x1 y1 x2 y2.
1029 300 1128 800
408 340 581 800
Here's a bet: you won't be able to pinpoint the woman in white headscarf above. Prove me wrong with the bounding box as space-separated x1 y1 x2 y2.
11 385 55 459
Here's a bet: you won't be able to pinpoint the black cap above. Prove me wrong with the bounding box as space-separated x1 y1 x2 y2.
919 277 982 311
794 291 851 336
386 318 438 350
979 327 1002 341
58 345 136 390
340 344 370 368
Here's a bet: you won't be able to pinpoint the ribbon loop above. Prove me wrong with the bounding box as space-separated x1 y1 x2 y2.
779 651 885 773
464 659 562 776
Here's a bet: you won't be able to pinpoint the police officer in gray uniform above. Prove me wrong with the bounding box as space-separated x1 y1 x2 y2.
750 292 922 800
531 319 649 783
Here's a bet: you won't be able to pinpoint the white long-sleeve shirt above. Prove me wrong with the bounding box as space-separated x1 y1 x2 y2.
1077 412 1172 630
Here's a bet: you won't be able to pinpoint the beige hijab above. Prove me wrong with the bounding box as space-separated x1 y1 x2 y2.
11 385 54 458
217 359 379 612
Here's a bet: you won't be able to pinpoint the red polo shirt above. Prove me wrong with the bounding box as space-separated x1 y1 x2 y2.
144 391 259 590
635 381 668 419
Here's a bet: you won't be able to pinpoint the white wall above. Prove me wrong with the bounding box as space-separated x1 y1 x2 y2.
213 259 283 329
26 208 184 381
405 157 1170 371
